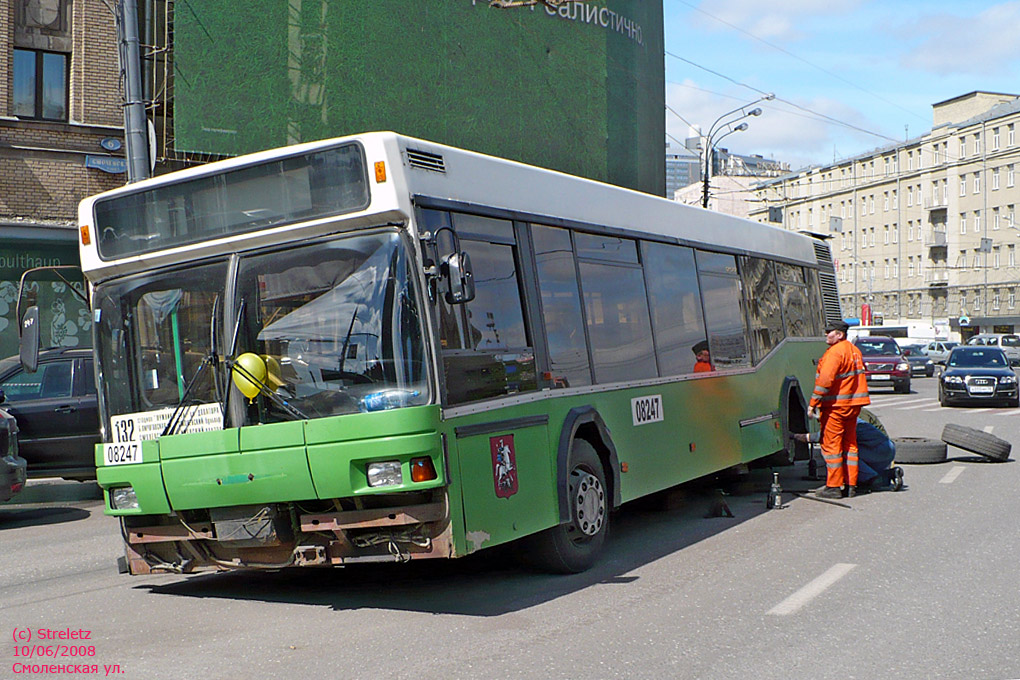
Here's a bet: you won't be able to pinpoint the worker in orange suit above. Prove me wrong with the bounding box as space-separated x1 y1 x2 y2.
809 320 871 499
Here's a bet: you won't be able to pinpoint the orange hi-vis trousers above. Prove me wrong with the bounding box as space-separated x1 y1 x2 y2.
819 403 863 488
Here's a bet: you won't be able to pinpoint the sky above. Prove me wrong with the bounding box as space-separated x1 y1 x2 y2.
663 0 1020 172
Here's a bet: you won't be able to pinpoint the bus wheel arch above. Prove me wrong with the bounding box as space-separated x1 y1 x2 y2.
778 377 810 464
524 407 619 573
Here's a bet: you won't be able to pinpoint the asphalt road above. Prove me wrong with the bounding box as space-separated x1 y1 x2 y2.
2 375 1019 680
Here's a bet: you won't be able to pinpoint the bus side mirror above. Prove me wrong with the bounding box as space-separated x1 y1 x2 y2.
441 251 475 305
19 306 40 374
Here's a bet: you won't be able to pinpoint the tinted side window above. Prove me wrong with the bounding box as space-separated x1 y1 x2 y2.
438 214 537 405
578 260 657 384
532 225 592 389
1 360 73 400
642 242 706 375
697 252 750 368
740 257 784 362
777 263 823 337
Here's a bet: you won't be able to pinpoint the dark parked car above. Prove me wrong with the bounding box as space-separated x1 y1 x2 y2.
853 335 911 393
0 348 99 481
938 346 1019 407
901 344 935 377
0 408 26 502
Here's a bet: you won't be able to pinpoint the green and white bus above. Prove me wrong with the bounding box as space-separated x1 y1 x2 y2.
67 132 840 574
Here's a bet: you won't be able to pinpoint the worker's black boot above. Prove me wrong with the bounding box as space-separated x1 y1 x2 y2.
816 486 842 499
846 485 856 498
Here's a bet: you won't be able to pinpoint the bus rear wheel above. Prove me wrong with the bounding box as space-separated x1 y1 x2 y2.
527 439 608 573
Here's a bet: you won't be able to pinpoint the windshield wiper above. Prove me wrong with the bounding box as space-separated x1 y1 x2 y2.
228 356 308 421
162 297 224 438
338 306 359 375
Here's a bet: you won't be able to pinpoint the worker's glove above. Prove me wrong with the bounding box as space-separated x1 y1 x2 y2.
791 433 809 443
808 406 820 420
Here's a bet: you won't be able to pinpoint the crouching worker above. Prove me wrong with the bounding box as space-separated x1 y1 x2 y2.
794 417 904 493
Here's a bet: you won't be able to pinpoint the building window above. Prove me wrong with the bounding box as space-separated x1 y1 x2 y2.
884 226 890 245
1010 291 1016 309
960 176 967 197
1010 124 1016 147
1011 245 1017 268
883 192 889 211
993 168 1000 190
993 128 1000 150
1008 165 1015 188
943 181 949 203
907 187 913 207
892 223 898 243
974 172 981 194
908 222 914 241
958 251 967 268
975 132 982 155
994 247 1001 269
975 211 981 233
908 257 914 277
960 214 967 234
960 137 967 158
13 49 68 121
893 258 899 277
994 293 1001 311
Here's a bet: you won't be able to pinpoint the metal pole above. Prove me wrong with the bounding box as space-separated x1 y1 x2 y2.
118 0 151 182
702 143 711 209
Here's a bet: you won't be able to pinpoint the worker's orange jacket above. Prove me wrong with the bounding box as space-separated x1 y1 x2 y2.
809 339 871 410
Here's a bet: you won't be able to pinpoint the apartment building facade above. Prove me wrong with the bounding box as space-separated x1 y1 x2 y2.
750 92 1020 339
2 0 126 355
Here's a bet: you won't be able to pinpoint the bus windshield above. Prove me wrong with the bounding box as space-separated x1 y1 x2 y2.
92 230 430 429
236 230 430 421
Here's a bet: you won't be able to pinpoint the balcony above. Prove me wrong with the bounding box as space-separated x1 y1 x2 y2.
925 230 948 248
925 269 949 287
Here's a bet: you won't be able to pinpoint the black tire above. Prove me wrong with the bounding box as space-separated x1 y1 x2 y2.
939 386 951 407
893 437 948 464
896 380 911 394
941 423 1011 462
526 439 608 573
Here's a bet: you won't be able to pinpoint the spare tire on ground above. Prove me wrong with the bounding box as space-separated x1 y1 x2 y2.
941 423 1011 462
892 437 948 464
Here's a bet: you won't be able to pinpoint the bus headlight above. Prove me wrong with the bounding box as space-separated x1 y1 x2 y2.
367 461 402 487
110 486 139 510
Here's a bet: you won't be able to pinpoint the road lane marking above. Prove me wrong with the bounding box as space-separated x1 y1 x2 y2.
939 466 965 484
896 400 940 410
767 563 857 616
983 425 994 433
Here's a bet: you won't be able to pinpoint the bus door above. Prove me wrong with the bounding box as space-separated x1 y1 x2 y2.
421 208 558 552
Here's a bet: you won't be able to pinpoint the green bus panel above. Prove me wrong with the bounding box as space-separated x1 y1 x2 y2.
159 427 240 459
162 446 316 510
446 414 557 555
97 460 171 516
307 432 444 498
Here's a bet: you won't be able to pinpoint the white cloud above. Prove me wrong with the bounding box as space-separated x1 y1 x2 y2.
667 81 882 171
901 1 1020 75
693 0 864 42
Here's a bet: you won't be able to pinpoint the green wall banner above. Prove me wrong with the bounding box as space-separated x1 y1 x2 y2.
173 0 665 195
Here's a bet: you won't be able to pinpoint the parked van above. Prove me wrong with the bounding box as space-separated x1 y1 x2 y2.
964 333 1020 366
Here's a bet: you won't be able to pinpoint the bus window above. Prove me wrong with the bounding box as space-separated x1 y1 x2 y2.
776 262 824 337
740 257 784 362
441 216 537 405
697 252 751 368
532 225 592 389
642 242 707 376
578 260 657 384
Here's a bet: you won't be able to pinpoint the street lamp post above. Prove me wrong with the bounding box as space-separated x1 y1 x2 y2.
700 94 773 209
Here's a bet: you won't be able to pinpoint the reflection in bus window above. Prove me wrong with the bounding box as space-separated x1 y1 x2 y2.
740 257 784 362
579 261 657 384
698 251 750 368
441 217 536 405
238 231 429 420
93 261 225 416
642 242 707 376
532 225 592 388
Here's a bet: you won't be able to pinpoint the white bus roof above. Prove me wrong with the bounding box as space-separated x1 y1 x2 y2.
79 131 821 277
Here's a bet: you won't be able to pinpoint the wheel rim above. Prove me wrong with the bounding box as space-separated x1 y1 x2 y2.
569 467 605 538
